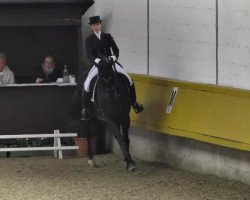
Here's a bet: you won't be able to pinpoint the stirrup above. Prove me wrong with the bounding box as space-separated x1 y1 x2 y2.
81 108 90 121
132 102 144 114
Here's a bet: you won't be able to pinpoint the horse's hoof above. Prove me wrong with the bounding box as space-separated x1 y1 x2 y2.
87 159 96 167
127 161 136 171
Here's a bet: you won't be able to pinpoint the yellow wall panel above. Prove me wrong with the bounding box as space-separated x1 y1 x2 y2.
131 79 172 128
130 74 250 151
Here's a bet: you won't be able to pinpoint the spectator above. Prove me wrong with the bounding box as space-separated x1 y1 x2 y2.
0 52 15 85
34 54 61 83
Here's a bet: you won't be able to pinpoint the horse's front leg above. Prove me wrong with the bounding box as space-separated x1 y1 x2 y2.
121 117 131 155
115 121 136 171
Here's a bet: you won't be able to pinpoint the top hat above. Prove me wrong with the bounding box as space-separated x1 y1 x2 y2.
88 16 102 25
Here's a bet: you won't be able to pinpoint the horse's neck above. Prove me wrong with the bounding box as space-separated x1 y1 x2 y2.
95 72 131 121
99 73 116 88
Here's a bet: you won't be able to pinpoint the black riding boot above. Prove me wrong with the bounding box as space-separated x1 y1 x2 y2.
130 84 144 114
81 90 91 121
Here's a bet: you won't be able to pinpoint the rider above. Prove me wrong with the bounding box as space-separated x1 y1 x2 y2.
81 15 143 120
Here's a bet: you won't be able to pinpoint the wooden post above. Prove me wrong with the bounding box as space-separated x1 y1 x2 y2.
54 130 58 159
55 130 63 159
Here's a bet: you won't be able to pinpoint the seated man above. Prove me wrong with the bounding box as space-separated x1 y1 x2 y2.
81 15 143 120
0 52 15 85
34 54 61 83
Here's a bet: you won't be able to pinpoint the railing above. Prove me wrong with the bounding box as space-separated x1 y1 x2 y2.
0 130 78 159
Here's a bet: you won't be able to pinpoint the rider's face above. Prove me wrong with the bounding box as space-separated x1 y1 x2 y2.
91 22 102 33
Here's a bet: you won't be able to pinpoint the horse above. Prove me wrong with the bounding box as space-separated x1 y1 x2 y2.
84 57 136 171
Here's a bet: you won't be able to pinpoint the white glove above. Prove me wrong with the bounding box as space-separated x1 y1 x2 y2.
94 58 101 64
110 55 117 62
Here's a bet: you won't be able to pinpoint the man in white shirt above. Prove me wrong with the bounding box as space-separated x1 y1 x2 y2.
0 53 15 85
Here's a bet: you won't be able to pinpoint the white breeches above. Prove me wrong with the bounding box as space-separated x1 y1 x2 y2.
84 63 133 92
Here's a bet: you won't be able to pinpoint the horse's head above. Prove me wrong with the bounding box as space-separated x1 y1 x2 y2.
96 56 118 102
97 56 113 82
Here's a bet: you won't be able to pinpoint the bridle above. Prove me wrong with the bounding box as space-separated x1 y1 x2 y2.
101 76 111 82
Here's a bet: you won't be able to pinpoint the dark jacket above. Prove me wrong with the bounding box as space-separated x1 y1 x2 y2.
33 66 62 83
85 32 119 64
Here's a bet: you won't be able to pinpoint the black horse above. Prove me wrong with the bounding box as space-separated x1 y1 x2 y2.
82 58 136 171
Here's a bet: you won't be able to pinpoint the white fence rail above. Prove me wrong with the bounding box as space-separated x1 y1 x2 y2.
0 130 78 159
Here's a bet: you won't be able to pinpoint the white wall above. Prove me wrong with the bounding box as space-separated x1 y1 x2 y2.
82 0 250 90
149 0 216 84
218 0 250 90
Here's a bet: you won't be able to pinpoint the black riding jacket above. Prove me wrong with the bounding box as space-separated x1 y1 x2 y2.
85 32 119 65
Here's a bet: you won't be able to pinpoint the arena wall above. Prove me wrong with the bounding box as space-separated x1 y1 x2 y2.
82 0 250 185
